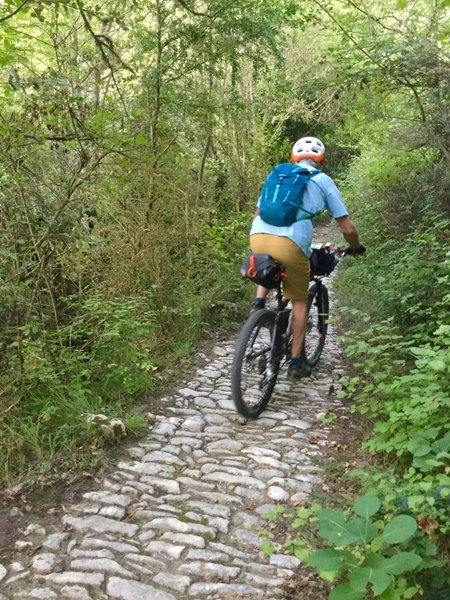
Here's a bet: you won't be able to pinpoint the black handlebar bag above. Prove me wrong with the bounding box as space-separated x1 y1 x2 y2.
310 248 339 277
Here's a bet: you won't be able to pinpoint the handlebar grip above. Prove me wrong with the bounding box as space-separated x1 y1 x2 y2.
344 245 366 256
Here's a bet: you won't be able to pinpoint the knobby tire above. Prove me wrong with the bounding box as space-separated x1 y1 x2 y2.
231 309 278 419
304 282 329 366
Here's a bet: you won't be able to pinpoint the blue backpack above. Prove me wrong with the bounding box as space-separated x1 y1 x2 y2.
259 163 319 227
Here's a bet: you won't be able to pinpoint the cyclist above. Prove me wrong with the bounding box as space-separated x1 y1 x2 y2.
249 136 365 381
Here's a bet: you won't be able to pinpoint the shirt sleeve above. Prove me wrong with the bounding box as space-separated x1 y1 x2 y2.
319 174 348 218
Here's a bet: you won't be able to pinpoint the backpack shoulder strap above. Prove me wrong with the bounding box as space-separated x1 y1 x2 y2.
296 169 322 219
308 171 325 192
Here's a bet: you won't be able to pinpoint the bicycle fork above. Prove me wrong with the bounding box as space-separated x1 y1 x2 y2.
270 310 290 370
316 280 326 333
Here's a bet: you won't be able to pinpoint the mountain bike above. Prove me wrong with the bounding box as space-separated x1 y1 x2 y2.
231 249 333 419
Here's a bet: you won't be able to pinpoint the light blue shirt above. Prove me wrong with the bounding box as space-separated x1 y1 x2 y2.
249 161 348 257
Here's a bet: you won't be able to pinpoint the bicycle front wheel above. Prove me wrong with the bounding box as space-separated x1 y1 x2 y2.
304 282 329 366
231 309 278 419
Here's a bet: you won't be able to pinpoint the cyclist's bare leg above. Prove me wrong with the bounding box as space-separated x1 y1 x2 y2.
254 291 307 356
291 300 308 358
255 285 269 300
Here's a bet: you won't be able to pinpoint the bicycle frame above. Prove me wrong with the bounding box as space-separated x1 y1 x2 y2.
231 271 330 418
270 276 326 367
270 284 291 369
310 278 327 334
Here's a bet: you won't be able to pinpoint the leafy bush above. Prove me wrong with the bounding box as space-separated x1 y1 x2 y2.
0 211 253 485
296 497 440 600
0 291 158 483
65 291 159 398
336 257 450 537
261 497 444 599
321 134 450 597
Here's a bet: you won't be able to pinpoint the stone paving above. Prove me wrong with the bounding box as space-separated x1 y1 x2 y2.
0 284 348 600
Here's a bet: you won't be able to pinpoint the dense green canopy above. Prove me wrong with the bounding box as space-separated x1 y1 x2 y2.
0 5 449 576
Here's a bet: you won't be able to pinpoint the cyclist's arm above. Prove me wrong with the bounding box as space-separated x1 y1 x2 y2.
336 216 360 250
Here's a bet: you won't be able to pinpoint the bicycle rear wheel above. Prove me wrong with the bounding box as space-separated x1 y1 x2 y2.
304 281 329 366
231 309 278 419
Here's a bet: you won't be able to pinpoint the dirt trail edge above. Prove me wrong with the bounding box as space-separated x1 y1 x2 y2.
0 274 350 600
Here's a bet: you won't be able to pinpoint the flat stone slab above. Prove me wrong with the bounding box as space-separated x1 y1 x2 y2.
63 515 138 538
145 517 214 536
43 572 105 586
31 553 57 574
160 532 206 548
188 582 264 597
153 572 190 593
42 533 69 551
80 537 139 554
145 541 185 559
107 577 177 600
29 589 58 599
69 558 133 577
82 492 131 507
284 419 311 429
178 561 240 581
270 554 301 569
60 586 92 599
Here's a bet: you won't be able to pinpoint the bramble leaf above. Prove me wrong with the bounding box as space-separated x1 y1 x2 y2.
431 432 450 453
384 551 422 575
408 437 431 457
354 495 381 519
309 549 348 572
370 569 394 596
349 566 371 591
347 518 378 543
317 509 361 546
382 515 417 544
329 582 365 600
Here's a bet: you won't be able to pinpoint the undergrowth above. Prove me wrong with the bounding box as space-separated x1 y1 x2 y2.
269 147 450 599
0 212 252 487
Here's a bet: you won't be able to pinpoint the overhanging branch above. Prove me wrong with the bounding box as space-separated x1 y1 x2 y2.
314 0 427 123
174 0 208 17
0 0 30 24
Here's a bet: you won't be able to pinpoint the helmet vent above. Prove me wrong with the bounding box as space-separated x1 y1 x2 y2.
290 136 326 163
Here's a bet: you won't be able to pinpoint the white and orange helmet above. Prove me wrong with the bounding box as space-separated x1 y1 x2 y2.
291 136 326 163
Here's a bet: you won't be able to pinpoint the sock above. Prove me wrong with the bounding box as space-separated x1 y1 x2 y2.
290 357 303 367
253 298 265 307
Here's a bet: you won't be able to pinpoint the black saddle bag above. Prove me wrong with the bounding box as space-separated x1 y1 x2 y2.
240 253 284 289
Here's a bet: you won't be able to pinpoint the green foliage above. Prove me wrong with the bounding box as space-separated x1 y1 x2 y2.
331 39 450 588
256 2 450 597
318 411 338 425
0 0 302 484
65 291 159 398
336 238 450 538
263 504 286 521
261 538 276 558
0 290 158 482
288 496 438 600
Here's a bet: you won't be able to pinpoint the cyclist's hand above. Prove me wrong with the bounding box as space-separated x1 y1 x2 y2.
344 244 366 256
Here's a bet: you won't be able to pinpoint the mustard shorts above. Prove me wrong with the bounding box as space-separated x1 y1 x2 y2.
250 234 310 302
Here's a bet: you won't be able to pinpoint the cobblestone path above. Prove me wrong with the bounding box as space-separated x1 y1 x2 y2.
0 289 347 600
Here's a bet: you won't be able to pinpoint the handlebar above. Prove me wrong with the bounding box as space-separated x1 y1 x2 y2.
312 243 366 257
310 243 366 277
342 245 366 256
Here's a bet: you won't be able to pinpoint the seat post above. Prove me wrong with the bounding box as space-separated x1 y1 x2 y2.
275 283 284 310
